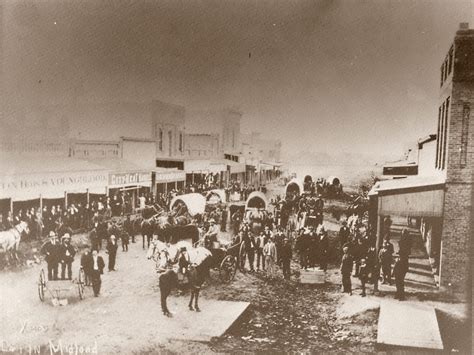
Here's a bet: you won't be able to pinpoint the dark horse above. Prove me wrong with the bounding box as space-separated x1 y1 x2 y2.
157 247 213 317
155 224 200 245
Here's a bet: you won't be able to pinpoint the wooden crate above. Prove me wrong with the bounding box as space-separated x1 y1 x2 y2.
299 268 326 284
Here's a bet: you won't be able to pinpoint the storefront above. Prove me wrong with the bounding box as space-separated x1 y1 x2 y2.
155 169 186 194
185 159 225 187
227 160 246 184
369 176 445 283
0 155 109 217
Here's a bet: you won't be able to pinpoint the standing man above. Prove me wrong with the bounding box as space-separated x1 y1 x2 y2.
378 240 393 284
393 255 409 300
358 258 369 297
41 232 61 281
280 237 292 280
220 207 228 232
231 209 243 233
120 228 130 252
255 231 267 271
338 221 350 256
80 247 92 286
340 246 353 295
241 228 256 272
274 227 285 266
124 215 135 243
60 234 76 280
87 249 105 297
263 237 277 277
319 227 329 271
106 235 118 271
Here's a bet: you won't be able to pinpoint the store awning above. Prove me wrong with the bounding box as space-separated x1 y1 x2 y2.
260 163 274 171
369 176 446 217
155 168 186 183
226 160 246 174
0 154 109 201
85 158 153 188
184 159 211 174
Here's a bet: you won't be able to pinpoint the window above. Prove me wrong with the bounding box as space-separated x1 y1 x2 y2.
441 97 450 170
440 63 445 87
179 132 183 152
448 45 454 74
460 104 470 167
158 128 163 151
168 131 172 157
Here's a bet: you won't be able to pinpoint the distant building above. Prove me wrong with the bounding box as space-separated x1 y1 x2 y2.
369 23 473 299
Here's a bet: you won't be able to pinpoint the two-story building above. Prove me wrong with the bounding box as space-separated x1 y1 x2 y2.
369 23 473 299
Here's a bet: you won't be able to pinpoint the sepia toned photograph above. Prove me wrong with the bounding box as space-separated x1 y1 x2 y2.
0 0 473 353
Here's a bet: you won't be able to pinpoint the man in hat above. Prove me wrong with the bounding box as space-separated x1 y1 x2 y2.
393 255 409 300
41 231 61 280
106 235 118 271
240 222 256 272
378 240 393 284
318 227 329 271
339 221 350 256
358 258 369 297
231 208 243 234
124 215 135 243
255 231 267 271
87 249 105 297
340 246 353 294
280 237 292 280
205 218 219 247
60 233 76 280
263 236 277 277
80 246 92 286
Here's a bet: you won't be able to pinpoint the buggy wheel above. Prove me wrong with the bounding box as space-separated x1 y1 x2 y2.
219 255 237 283
78 267 86 300
38 269 46 302
238 241 247 271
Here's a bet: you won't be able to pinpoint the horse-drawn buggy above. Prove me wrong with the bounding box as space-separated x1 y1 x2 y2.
37 266 87 304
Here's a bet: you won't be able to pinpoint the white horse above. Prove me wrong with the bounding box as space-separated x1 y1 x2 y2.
0 221 29 264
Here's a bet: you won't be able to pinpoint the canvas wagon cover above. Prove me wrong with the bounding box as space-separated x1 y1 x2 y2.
170 193 206 216
245 191 268 210
285 179 304 196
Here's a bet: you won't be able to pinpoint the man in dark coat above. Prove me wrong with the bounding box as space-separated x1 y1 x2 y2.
106 235 118 271
280 237 292 280
339 221 350 256
240 224 256 272
124 215 135 243
378 240 393 284
41 232 61 280
80 247 92 286
393 255 409 300
220 207 228 232
318 228 329 271
358 258 369 297
85 249 105 297
340 246 353 294
120 230 129 252
60 234 76 280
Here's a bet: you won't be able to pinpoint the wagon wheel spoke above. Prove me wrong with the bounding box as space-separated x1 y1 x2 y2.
38 269 45 302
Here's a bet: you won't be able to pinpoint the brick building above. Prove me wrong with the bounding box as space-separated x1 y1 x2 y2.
438 23 473 296
369 23 473 299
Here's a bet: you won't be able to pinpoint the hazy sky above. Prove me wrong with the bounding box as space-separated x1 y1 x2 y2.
1 0 473 158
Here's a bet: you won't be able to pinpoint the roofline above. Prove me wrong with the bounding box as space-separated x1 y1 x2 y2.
418 134 437 149
377 183 446 196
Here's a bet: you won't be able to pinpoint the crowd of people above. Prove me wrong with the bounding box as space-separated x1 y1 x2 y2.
3 175 414 302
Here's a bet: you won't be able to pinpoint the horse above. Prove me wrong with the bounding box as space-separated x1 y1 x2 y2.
141 216 156 249
0 221 29 264
147 240 213 317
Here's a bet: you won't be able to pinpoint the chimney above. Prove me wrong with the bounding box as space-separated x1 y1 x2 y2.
459 22 469 30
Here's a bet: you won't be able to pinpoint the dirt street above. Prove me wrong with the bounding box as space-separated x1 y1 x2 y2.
0 227 380 354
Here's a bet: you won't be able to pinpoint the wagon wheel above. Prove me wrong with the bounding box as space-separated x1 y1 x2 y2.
77 267 86 300
38 269 46 302
239 241 247 271
219 255 237 283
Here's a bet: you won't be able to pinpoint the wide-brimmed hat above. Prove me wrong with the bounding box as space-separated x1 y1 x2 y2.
49 231 56 238
209 218 216 223
62 233 71 240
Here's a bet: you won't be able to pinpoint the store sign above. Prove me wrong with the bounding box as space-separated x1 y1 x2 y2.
156 170 186 183
109 172 151 186
0 171 109 200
